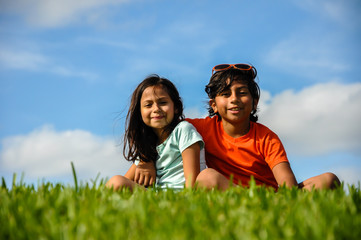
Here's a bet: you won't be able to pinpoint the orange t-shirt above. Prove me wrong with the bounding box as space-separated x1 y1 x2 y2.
187 116 289 189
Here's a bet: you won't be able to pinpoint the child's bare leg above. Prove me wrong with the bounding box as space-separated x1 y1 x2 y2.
105 175 137 191
196 168 232 191
298 172 340 190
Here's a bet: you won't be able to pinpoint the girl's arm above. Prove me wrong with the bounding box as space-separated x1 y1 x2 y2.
182 142 201 188
272 162 298 188
124 164 137 181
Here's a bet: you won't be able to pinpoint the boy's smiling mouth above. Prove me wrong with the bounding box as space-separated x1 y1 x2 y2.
228 107 242 112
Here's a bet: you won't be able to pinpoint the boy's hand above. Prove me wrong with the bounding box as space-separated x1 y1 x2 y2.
134 161 156 187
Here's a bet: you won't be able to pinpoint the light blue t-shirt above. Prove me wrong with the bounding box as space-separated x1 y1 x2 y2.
137 121 204 189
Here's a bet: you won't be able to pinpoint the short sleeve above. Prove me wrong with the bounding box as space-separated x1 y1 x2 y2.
263 131 289 170
175 121 204 153
186 118 205 136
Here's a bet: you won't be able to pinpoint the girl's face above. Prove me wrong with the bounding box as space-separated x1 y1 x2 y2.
140 85 175 139
210 80 257 128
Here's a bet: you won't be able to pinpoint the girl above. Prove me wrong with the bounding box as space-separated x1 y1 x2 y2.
106 74 204 191
135 64 340 191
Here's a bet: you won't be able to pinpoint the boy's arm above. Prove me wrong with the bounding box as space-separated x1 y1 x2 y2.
272 162 298 188
134 161 156 187
182 142 201 188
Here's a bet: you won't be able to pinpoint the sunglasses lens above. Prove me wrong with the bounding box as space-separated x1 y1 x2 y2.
214 64 231 70
212 64 252 74
234 64 252 70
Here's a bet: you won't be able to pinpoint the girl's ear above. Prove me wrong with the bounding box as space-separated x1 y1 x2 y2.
210 99 218 113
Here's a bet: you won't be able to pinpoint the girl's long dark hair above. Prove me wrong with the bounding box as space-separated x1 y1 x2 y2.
123 74 184 162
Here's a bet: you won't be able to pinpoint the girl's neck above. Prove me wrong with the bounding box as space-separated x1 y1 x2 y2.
154 129 170 144
222 120 250 138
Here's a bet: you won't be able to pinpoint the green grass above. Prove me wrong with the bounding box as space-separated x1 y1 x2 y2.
1 172 360 240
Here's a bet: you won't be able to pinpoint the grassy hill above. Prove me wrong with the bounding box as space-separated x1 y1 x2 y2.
1 173 360 240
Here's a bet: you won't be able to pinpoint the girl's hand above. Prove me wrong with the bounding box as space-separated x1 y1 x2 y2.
134 161 156 187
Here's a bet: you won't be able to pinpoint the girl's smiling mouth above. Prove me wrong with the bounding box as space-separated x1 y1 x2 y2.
152 115 164 119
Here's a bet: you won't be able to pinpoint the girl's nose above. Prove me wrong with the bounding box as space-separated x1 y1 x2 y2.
153 104 162 112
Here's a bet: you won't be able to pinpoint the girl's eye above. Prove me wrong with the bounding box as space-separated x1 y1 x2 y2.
144 103 152 108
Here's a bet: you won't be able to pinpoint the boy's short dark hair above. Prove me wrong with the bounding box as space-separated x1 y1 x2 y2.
205 67 260 122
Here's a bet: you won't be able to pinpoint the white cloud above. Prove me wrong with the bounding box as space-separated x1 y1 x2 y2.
333 167 361 187
258 82 361 156
265 35 350 80
0 125 132 181
292 0 361 28
0 49 48 71
184 107 208 119
0 48 98 81
76 37 138 50
1 0 130 28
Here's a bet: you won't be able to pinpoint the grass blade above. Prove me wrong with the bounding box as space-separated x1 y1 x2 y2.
1 177 7 189
71 161 78 192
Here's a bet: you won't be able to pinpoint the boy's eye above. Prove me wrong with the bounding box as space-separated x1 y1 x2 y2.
220 92 231 97
238 88 249 95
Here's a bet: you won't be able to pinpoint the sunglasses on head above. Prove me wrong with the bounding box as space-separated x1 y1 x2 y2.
212 64 253 74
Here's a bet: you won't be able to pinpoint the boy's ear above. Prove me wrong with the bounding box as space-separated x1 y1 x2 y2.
210 99 218 113
253 99 259 110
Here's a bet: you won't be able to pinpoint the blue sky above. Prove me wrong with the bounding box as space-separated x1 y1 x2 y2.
1 0 360 187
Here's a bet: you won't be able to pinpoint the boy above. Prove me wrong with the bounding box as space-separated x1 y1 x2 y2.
135 64 340 190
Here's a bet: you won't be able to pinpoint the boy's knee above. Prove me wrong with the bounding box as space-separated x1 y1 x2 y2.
323 172 340 189
301 172 341 190
196 168 229 190
196 169 217 187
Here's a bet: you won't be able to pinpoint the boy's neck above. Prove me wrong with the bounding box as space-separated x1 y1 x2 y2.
221 120 250 138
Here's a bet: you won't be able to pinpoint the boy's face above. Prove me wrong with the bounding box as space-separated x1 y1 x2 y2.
210 79 258 126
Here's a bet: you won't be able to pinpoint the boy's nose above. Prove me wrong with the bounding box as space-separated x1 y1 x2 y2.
230 93 239 102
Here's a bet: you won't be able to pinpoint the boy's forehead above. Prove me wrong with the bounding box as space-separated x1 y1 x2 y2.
225 77 248 88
